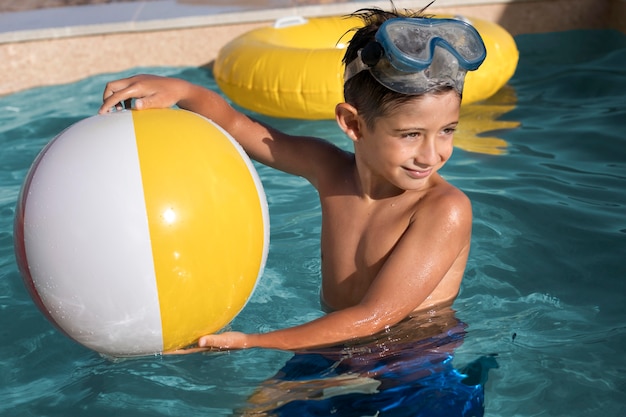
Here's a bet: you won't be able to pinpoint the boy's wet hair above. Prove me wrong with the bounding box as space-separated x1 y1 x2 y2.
342 2 460 128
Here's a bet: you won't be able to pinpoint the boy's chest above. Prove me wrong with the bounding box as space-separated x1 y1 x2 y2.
318 195 415 308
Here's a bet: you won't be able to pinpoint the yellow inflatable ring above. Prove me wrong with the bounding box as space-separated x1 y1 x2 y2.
214 15 519 120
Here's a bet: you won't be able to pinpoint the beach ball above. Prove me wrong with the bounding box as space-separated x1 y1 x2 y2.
13 109 269 357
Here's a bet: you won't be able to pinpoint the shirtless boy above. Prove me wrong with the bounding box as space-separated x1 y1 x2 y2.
98 7 486 352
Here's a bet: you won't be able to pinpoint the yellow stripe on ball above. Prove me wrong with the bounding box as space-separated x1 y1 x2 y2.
133 109 267 351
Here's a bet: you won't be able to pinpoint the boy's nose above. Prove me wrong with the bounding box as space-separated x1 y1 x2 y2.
415 138 439 166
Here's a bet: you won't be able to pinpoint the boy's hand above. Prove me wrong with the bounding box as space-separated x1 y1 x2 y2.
198 331 249 349
99 74 189 114
164 331 249 355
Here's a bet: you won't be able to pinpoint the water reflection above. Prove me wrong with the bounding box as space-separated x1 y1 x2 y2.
455 85 520 156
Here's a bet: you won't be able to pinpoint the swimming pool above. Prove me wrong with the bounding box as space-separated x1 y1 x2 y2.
1 29 625 415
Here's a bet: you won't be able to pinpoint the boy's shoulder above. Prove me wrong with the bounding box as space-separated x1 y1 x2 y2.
412 177 472 222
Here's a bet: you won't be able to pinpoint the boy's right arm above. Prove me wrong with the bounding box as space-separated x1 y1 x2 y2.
99 74 343 185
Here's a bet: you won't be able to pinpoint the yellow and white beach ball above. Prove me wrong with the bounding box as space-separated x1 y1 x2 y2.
14 109 269 357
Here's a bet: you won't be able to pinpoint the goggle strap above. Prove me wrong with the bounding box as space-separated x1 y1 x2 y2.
361 42 385 67
343 50 370 83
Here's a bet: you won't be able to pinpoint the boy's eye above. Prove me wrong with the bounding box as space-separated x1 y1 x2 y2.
402 132 420 138
443 127 457 135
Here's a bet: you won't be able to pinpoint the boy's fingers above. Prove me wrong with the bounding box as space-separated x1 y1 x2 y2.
163 346 211 355
99 89 137 113
100 77 143 113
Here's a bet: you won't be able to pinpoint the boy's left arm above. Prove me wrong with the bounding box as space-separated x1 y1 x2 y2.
179 190 472 352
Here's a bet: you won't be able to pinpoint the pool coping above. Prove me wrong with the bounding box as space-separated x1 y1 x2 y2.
1 0 624 96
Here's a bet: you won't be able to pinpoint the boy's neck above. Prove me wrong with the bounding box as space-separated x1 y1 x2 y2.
352 160 407 202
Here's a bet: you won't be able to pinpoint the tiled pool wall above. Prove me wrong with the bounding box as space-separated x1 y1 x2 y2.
1 0 625 96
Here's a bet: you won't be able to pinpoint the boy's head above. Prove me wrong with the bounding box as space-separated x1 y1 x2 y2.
342 6 486 128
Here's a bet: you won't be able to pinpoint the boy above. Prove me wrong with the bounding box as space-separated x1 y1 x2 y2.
98 6 486 352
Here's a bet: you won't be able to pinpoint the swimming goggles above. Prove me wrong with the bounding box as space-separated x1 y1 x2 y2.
344 17 487 95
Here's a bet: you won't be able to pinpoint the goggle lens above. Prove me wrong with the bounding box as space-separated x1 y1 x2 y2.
378 18 486 72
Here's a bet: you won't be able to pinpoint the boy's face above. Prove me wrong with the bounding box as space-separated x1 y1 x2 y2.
355 90 461 191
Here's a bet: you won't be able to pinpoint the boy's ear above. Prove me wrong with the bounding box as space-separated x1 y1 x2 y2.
335 103 362 142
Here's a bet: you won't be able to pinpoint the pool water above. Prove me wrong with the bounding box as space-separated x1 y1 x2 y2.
1 29 625 416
